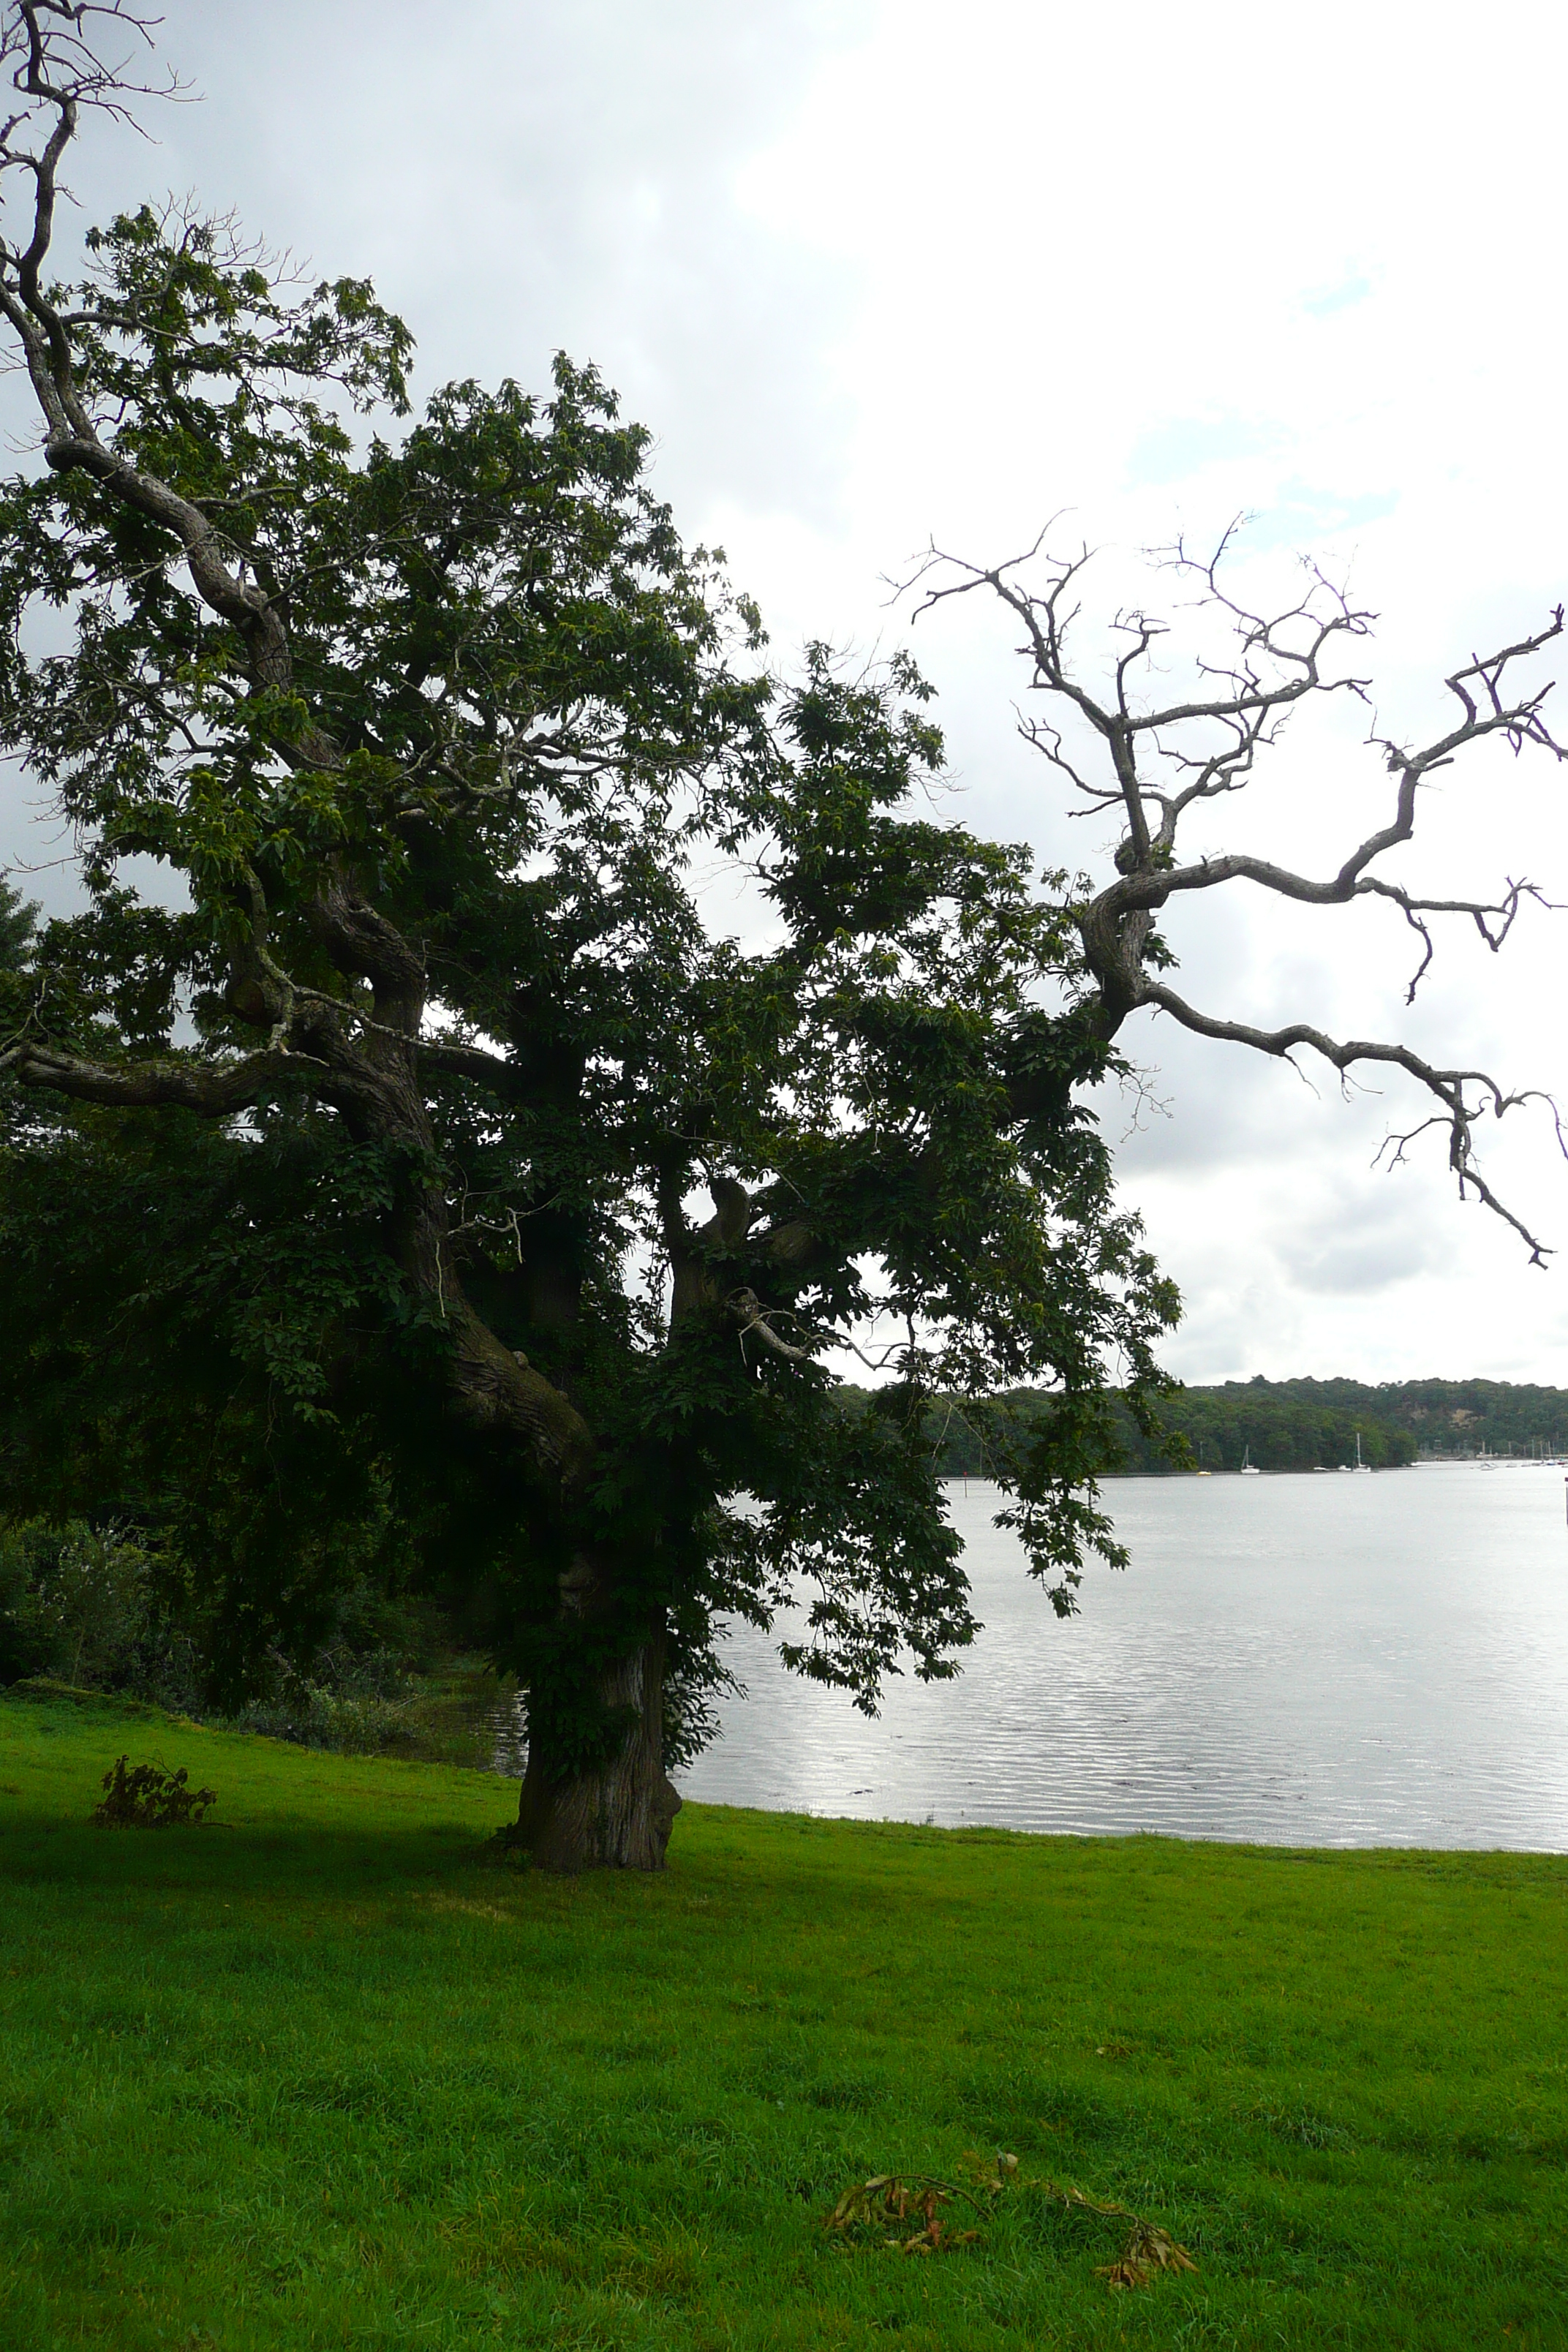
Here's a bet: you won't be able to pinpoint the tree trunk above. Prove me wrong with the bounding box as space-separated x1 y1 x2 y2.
513 1619 682 1872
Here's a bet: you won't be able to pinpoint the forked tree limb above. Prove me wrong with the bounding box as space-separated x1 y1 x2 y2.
902 529 1566 1258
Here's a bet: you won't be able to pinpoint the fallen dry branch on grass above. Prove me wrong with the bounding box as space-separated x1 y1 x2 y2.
91 1755 216 1827
824 2167 995 2254
825 2150 1197 2290
1099 2217 1201 2291
1036 2176 1200 2289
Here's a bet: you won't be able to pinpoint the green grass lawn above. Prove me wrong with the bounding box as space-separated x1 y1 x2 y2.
1 1684 1565 2349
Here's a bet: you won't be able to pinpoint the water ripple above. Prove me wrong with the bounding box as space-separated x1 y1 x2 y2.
674 1462 1568 1849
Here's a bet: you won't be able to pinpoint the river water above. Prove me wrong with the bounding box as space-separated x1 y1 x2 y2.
672 1461 1568 1850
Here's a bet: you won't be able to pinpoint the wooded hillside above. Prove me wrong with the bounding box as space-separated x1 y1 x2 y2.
838 1376 1568 1475
1247 1379 1568 1459
889 1377 1568 1476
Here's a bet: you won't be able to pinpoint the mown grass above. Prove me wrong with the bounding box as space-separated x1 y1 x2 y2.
1 1684 1565 2349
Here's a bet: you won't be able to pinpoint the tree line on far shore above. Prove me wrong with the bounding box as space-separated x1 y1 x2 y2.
867 1376 1568 1477
1247 1379 1568 1460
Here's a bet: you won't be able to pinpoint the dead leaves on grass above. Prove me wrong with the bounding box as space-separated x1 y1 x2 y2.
826 2147 1197 2293
1097 2217 1200 2290
1038 2179 1199 2290
824 2154 1010 2255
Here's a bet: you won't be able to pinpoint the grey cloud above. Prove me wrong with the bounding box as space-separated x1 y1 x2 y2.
137 1 870 530
1164 1296 1304 1383
1272 1191 1438 1297
1275 1226 1435 1297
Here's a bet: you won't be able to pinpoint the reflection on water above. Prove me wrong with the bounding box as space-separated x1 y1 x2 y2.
673 1463 1568 1850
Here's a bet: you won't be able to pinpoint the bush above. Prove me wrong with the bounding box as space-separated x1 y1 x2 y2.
0 1523 59 1684
227 1658 429 1753
0 1514 506 1765
225 1654 512 1766
0 1519 152 1686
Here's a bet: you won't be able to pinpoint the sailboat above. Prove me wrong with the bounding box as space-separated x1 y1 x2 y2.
1240 1445 1260 1475
1354 1428 1371 1474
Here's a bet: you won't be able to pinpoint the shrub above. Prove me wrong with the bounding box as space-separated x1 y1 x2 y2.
0 1518 157 1688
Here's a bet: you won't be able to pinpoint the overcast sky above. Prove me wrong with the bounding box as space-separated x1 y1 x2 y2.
4 0 1567 1387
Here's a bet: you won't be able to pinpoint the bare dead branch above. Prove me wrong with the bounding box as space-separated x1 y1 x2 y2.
1142 977 1556 1265
727 1286 815 1362
904 521 1566 1258
725 1286 906 1376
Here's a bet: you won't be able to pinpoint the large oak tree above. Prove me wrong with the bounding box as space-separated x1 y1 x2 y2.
0 6 1558 1867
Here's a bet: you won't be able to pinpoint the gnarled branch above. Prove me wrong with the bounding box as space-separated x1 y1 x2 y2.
0 1037 328 1114
905 527 1565 1256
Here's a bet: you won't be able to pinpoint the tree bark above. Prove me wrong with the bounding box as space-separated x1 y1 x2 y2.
512 1606 682 1873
